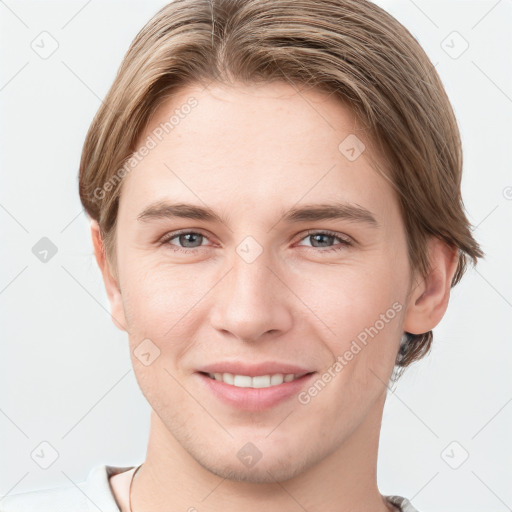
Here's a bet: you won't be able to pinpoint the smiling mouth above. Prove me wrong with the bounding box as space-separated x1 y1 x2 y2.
199 371 314 389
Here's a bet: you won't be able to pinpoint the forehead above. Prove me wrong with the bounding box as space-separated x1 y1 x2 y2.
119 81 398 228
148 81 366 159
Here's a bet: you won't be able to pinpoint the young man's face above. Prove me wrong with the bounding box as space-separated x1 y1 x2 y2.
105 82 414 482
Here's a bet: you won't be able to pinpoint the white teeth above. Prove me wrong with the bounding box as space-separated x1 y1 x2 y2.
252 375 271 388
223 373 234 385
233 375 252 387
270 374 283 386
207 372 299 388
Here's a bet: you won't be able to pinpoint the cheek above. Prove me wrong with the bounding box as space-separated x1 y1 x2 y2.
293 257 404 350
121 264 206 405
118 256 239 385
292 262 407 409
120 256 201 329
292 261 405 431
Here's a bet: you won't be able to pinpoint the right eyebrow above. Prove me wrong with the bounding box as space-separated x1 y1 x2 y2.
279 202 379 228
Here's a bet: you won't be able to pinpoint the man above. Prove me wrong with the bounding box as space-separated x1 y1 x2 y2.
1 1 483 510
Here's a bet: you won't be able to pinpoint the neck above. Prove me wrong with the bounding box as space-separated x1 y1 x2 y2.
131 392 393 512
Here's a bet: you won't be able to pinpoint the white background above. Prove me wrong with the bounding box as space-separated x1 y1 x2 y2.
1 1 511 510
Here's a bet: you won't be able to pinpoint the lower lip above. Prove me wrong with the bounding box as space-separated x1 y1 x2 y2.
195 372 317 411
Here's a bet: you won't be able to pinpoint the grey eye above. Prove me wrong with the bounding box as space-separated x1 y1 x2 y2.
172 232 205 248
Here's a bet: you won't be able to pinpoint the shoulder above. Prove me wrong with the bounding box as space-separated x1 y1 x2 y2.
385 494 421 512
0 464 134 512
0 484 87 512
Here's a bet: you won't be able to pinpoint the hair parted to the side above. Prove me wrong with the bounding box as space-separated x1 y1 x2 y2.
78 0 484 373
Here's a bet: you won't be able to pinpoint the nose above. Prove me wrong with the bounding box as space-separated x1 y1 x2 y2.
209 250 293 343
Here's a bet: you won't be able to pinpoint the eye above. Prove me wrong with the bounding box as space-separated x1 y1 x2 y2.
159 229 353 255
296 230 353 253
160 230 211 253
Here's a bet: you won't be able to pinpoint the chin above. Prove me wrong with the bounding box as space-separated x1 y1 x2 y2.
200 458 304 484
190 442 319 484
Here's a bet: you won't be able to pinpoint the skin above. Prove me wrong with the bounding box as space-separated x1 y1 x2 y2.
92 81 458 512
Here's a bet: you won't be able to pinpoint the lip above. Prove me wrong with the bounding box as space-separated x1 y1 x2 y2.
196 361 314 378
195 370 317 411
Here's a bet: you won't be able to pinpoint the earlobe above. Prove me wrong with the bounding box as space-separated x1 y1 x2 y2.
89 219 127 332
403 237 459 336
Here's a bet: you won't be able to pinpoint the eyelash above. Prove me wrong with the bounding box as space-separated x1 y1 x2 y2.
159 229 353 254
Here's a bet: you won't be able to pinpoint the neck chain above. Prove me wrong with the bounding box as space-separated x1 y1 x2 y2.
128 463 143 512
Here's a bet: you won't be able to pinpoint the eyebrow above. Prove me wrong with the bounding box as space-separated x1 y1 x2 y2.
137 201 379 228
137 202 226 223
280 203 379 227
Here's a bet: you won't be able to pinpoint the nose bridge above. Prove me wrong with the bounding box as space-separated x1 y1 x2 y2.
231 246 273 302
209 242 291 341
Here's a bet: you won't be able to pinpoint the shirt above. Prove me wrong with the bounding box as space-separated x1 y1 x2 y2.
0 464 420 512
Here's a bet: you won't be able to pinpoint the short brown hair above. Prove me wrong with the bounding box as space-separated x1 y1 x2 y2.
78 0 484 370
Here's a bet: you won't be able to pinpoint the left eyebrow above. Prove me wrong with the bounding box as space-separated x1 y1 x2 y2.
137 202 227 224
280 202 380 228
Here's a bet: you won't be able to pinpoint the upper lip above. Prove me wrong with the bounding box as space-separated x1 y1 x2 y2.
197 361 315 378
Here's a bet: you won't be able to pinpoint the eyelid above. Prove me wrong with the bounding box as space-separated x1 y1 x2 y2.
158 231 214 256
159 228 354 250
294 229 354 245
159 228 214 245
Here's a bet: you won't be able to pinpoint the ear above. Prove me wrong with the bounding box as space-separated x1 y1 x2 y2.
403 237 459 335
90 219 127 332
